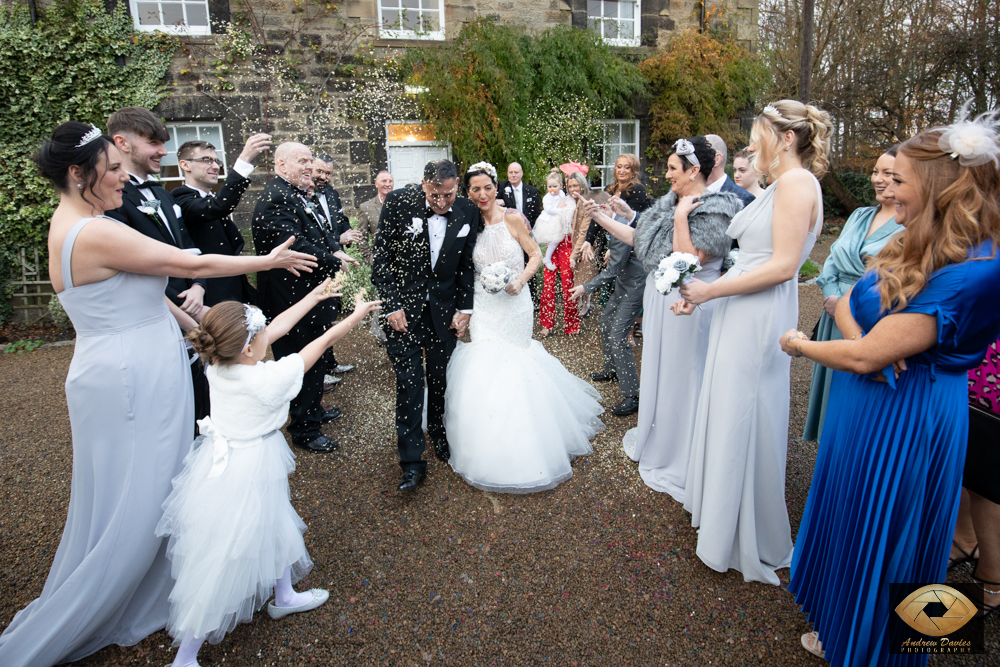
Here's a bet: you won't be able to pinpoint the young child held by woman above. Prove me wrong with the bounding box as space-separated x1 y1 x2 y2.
155 280 380 667
532 169 575 271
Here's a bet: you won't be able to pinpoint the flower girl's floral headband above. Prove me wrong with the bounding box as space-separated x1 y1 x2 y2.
242 304 267 352
937 102 1000 168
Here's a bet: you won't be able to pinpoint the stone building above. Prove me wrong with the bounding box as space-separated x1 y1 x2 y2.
134 0 758 222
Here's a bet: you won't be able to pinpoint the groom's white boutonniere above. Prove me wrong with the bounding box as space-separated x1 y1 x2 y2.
138 198 161 217
406 217 424 239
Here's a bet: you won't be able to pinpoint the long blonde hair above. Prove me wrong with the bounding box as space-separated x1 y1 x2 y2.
869 129 1000 312
750 100 833 178
607 153 642 196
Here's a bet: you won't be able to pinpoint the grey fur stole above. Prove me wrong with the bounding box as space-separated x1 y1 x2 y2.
633 191 743 273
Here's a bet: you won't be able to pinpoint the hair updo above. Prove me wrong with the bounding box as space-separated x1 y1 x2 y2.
546 167 564 188
34 121 114 205
187 301 254 366
463 167 497 191
670 136 716 179
752 100 833 177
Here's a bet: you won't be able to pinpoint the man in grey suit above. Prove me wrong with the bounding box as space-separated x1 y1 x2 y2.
569 199 645 416
357 170 395 344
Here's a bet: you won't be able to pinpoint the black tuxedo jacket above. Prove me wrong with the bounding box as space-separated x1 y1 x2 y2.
371 188 480 341
172 171 257 306
498 181 541 227
251 176 344 325
107 181 207 306
315 184 353 238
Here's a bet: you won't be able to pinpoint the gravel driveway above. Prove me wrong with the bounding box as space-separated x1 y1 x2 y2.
2 237 995 666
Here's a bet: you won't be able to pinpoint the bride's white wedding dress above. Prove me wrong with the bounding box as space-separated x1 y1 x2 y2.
444 216 604 493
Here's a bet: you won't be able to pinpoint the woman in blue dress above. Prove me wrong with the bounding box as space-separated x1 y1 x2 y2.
779 112 1000 665
802 146 904 442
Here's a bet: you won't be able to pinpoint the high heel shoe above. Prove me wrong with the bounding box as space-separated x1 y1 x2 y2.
949 540 979 571
800 631 825 658
972 563 1000 619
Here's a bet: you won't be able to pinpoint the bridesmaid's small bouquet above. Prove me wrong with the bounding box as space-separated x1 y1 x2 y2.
480 262 513 294
654 252 701 295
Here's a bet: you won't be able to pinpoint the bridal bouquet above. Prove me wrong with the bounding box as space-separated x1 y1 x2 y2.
480 261 513 294
654 252 701 295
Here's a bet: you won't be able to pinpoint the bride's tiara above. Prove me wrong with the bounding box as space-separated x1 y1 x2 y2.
467 161 497 182
76 124 103 149
762 104 783 119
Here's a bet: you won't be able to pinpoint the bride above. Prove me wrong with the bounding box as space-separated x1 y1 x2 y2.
443 162 605 493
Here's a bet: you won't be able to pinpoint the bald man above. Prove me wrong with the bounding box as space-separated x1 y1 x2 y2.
704 134 755 208
252 142 359 453
499 162 541 301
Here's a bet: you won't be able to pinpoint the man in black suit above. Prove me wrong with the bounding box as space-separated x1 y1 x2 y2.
106 107 211 423
705 134 756 208
106 107 209 322
171 132 272 305
311 152 363 384
498 162 541 301
252 142 359 453
372 160 480 491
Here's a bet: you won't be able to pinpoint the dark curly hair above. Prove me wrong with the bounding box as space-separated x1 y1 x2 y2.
34 121 115 209
669 136 716 179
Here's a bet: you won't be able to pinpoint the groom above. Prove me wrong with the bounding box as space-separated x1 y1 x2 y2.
372 160 480 491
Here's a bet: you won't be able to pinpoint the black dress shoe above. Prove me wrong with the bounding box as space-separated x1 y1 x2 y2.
320 407 342 423
590 370 619 382
611 396 640 416
433 436 451 462
293 435 339 452
398 469 426 491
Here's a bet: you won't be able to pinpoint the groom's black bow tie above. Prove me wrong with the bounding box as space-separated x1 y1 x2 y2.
130 175 153 188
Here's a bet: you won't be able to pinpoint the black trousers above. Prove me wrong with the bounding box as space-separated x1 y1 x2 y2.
271 323 326 442
385 308 457 473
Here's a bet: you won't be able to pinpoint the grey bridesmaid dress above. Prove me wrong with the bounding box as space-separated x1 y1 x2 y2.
0 217 193 666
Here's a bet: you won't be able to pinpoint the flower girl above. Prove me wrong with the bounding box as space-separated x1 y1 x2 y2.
532 169 575 270
155 280 380 667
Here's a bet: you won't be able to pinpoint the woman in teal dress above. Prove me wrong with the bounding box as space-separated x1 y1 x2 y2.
802 147 903 441
779 115 1000 665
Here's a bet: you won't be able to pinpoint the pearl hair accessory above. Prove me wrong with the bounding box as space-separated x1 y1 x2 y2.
467 161 498 182
937 101 1000 168
75 124 103 149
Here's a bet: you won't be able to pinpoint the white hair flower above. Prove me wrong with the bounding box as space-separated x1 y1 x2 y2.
242 305 267 351
937 102 1000 168
467 161 498 182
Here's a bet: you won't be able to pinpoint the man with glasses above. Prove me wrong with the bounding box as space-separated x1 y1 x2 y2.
172 133 272 305
372 160 479 491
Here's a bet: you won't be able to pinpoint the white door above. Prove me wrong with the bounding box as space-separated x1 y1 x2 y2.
387 145 451 187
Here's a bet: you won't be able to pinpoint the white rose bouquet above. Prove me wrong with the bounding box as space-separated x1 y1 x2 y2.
480 261 513 294
654 252 701 295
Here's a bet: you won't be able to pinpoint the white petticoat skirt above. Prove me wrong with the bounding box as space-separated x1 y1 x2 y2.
444 338 604 493
155 429 312 644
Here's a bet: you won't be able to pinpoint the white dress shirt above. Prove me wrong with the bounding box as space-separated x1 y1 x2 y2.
128 171 176 242
705 174 726 193
512 182 523 212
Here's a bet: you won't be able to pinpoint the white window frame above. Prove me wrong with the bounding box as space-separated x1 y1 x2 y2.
377 0 446 41
593 119 640 188
129 0 212 35
587 0 641 47
159 122 228 187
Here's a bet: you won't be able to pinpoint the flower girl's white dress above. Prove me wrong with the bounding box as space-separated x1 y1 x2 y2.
156 354 312 645
532 192 572 244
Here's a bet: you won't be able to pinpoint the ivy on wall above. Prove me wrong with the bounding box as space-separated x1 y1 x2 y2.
0 0 174 321
405 18 647 187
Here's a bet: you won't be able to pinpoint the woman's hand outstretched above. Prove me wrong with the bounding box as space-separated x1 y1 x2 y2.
353 292 382 318
268 237 317 276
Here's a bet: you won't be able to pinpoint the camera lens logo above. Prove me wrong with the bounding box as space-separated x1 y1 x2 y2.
894 585 979 636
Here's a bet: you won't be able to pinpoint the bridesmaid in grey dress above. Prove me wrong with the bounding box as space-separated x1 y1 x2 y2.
678 101 833 585
0 122 315 667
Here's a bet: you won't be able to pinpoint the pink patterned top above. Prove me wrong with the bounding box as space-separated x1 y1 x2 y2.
969 338 1000 415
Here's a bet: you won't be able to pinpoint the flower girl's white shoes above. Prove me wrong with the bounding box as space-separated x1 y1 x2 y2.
267 588 329 619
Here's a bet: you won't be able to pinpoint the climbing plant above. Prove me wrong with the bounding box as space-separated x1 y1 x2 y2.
0 0 174 321
405 18 647 187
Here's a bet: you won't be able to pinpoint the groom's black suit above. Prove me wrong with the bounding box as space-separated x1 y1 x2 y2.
371 187 480 474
